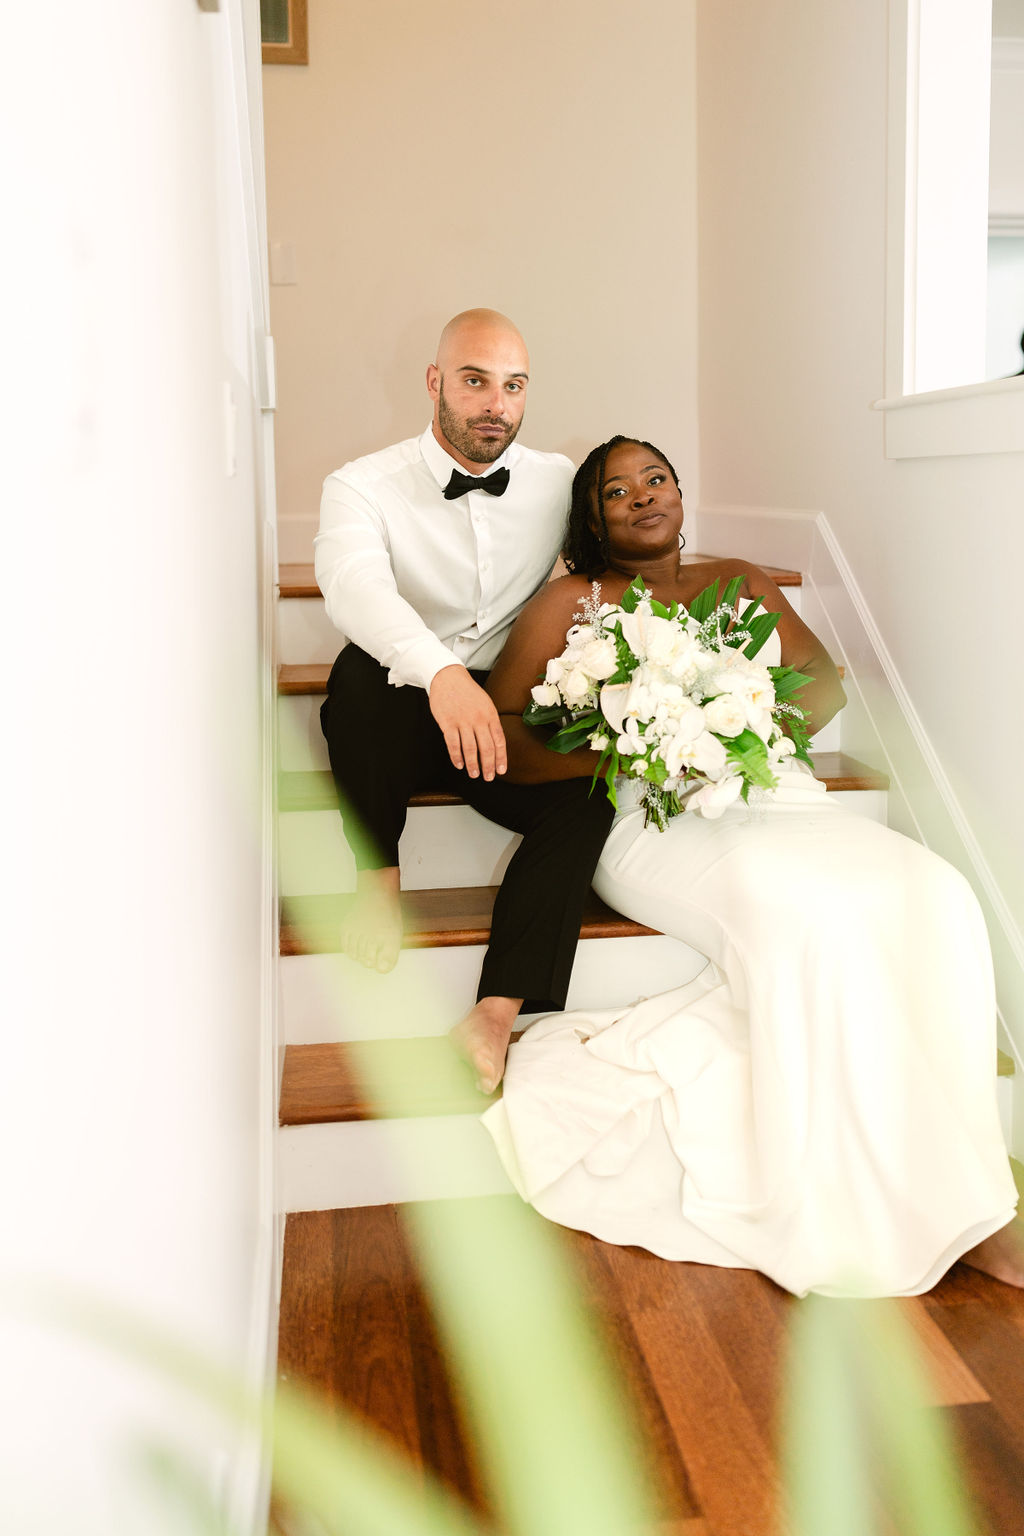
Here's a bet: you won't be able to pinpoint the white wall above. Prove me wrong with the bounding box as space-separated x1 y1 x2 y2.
697 2 1024 1032
1 3 274 1531
263 0 699 560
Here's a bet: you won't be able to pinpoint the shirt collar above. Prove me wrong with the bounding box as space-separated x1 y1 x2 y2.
419 424 515 492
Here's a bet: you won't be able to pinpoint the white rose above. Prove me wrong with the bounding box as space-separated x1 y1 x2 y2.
566 624 595 647
703 693 747 738
688 775 744 819
562 668 592 704
545 657 565 686
531 682 561 707
578 637 619 680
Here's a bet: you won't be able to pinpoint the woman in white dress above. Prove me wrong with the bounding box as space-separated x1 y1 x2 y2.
472 434 1022 1298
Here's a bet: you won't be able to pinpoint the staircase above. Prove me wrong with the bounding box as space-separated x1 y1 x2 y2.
274 560 924 1213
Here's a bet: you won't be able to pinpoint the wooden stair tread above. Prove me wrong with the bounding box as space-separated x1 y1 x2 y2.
281 1035 1016 1127
278 752 888 812
279 563 322 598
279 557 802 600
280 658 845 694
279 1036 510 1124
281 885 658 956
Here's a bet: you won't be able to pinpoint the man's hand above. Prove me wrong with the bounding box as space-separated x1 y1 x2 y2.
429 665 507 780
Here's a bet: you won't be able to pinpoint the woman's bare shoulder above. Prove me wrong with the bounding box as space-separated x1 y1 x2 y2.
520 571 598 622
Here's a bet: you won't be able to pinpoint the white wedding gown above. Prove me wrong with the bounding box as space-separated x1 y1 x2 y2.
483 695 1017 1297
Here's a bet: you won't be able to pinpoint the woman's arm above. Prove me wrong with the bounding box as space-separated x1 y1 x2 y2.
486 577 607 784
725 562 847 736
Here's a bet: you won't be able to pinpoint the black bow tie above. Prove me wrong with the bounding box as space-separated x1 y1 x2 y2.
443 465 510 500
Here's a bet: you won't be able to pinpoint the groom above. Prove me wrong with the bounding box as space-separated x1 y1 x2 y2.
315 308 614 1091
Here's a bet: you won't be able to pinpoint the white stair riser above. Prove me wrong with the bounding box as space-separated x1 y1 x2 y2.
279 694 330 773
278 585 808 667
280 933 710 1044
280 1075 1018 1214
279 784 886 897
280 802 519 896
279 1116 513 1212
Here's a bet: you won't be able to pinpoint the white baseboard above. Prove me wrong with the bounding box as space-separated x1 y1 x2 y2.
698 503 1024 1066
226 514 282 1536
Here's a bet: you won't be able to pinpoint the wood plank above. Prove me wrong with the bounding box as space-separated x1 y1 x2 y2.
278 662 332 695
561 1233 705 1523
277 1208 488 1511
280 885 658 956
277 1208 423 1462
279 562 321 598
629 1301 780 1536
943 1402 1024 1536
278 752 888 814
894 1296 989 1406
279 1037 505 1124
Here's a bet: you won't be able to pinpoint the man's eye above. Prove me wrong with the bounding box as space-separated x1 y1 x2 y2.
506 381 522 392
465 376 482 386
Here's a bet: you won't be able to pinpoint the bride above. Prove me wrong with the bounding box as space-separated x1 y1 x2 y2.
473 434 1022 1298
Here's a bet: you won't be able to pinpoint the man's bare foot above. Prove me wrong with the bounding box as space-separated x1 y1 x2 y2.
960 1216 1024 1287
341 867 403 973
450 995 523 1094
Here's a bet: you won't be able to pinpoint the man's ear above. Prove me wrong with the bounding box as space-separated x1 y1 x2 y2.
426 363 440 401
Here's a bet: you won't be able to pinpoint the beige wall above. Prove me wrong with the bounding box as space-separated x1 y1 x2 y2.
263 0 698 559
697 2 1024 983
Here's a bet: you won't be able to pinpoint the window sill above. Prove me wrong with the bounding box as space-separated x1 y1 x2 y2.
873 375 1024 459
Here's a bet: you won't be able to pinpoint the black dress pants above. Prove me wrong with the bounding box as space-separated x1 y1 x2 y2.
320 644 615 1013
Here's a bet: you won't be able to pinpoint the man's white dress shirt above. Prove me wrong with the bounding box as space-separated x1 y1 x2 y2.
314 427 573 690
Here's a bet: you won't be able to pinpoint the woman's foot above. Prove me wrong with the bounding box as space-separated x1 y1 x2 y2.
450 995 523 1094
960 1217 1024 1287
340 867 403 973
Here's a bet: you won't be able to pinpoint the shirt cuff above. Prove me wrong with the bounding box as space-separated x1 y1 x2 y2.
387 636 468 692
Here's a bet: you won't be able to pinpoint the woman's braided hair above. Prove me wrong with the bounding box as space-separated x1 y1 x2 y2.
562 435 682 579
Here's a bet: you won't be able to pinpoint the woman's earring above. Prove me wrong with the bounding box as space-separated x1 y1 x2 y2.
678 532 687 550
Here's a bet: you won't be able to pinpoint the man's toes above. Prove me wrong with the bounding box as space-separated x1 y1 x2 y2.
375 943 398 974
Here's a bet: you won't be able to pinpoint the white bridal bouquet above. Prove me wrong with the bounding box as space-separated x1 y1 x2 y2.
524 574 813 828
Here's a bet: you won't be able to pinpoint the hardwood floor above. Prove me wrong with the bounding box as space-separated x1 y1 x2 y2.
276 1203 1024 1535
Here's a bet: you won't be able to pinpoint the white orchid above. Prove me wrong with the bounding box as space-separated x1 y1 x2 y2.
686 775 744 818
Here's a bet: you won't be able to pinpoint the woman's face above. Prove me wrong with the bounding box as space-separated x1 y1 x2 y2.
589 440 683 560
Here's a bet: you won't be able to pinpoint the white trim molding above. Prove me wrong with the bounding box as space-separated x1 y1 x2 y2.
880 1 1024 458
873 374 1024 457
696 502 1024 1109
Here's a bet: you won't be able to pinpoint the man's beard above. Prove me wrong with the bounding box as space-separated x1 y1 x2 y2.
438 382 521 464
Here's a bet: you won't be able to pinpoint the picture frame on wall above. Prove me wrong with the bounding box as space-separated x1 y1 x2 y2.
261 0 308 65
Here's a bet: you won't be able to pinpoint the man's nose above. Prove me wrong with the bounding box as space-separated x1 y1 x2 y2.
480 385 506 417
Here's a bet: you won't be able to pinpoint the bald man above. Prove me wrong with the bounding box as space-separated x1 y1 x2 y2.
315 310 614 1091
